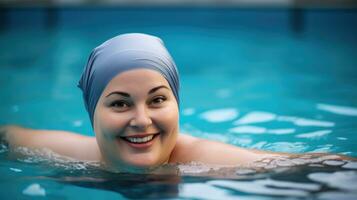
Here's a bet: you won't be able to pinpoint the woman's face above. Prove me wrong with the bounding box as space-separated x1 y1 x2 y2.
93 69 179 172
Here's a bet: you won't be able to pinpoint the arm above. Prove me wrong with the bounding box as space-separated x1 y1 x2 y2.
171 134 355 166
171 134 278 166
0 125 101 161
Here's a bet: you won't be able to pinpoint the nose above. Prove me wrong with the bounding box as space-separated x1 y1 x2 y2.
129 105 152 130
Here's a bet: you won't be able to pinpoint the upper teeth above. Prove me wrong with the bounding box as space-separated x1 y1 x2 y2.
126 135 154 143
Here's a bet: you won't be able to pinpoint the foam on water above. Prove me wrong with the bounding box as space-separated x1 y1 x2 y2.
2 139 353 177
173 154 354 178
9 146 102 172
250 154 345 169
1 142 357 200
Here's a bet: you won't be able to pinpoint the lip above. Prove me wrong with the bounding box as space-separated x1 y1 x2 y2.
117 132 160 149
124 133 158 138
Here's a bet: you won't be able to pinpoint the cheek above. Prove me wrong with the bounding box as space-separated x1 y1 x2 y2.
155 103 179 131
94 108 129 140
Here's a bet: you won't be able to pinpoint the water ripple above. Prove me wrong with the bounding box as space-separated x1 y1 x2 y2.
229 126 266 134
200 108 239 123
209 180 310 197
308 171 357 191
229 126 295 135
233 111 276 125
342 162 357 169
264 142 308 153
317 191 357 200
317 103 357 116
296 130 332 139
180 183 233 200
22 183 46 197
277 116 335 127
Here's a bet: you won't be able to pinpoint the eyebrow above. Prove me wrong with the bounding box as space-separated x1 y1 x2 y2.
106 85 169 98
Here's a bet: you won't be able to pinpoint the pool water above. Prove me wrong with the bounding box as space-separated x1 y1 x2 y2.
0 7 357 199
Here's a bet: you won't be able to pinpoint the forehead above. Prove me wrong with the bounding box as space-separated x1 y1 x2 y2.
103 68 170 93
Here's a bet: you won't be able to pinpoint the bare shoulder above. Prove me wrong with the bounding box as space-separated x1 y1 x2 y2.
169 133 199 163
79 136 102 162
169 133 279 166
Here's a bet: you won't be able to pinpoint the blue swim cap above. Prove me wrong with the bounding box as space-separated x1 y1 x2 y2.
78 33 180 126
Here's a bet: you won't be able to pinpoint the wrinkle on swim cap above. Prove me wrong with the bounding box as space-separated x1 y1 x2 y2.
78 33 180 127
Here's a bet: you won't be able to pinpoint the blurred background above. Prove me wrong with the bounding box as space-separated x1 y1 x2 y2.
1 0 357 30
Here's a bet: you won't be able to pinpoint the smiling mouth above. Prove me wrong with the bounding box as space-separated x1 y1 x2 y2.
120 133 160 144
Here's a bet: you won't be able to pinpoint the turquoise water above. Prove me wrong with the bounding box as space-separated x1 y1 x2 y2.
1 8 357 199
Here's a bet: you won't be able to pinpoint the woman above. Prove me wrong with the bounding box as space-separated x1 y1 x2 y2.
0 33 343 173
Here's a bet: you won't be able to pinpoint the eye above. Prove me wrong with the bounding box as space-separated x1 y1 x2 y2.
150 96 167 106
110 100 131 110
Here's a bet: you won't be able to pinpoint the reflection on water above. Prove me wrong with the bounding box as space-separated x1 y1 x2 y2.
1 145 357 199
234 111 277 125
317 103 357 116
182 104 357 157
199 108 239 123
22 183 46 197
296 130 331 139
277 116 335 127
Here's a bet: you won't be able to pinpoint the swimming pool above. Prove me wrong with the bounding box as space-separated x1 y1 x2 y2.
1 7 357 199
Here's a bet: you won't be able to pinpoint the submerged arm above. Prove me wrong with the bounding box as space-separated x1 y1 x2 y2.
0 125 100 161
